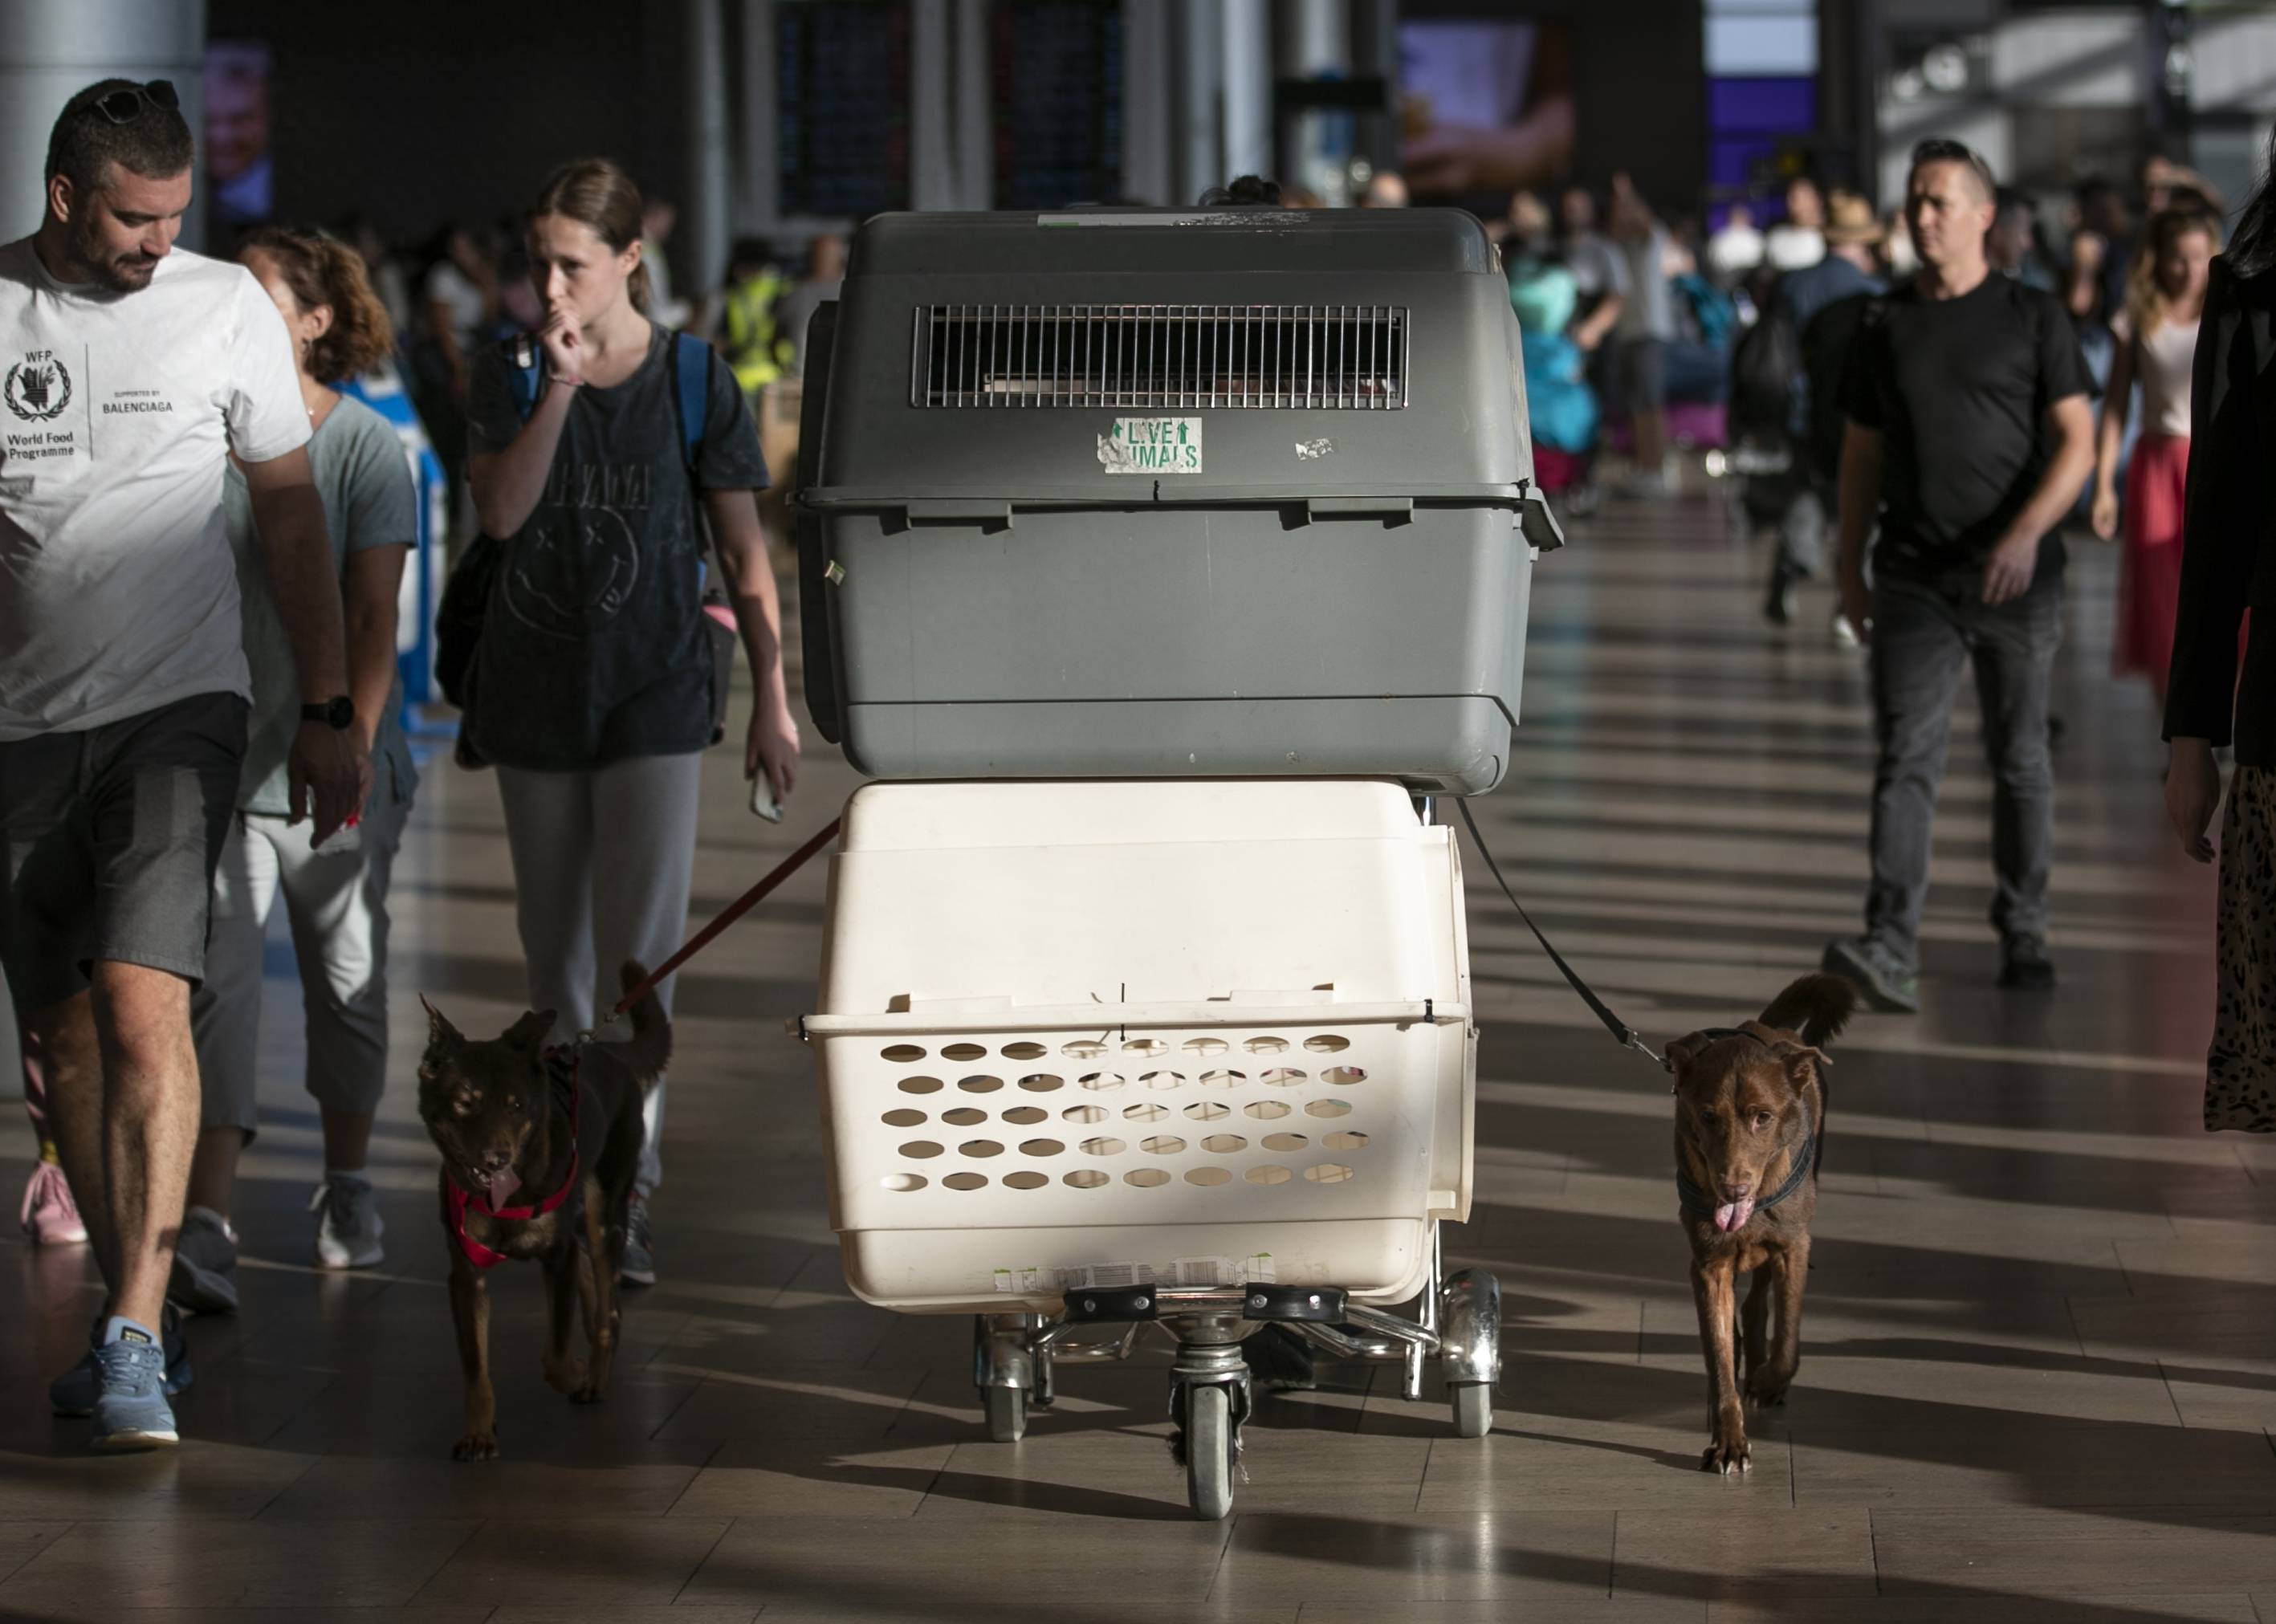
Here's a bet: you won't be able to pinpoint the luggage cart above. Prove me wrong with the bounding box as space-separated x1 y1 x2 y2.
800 779 1501 1520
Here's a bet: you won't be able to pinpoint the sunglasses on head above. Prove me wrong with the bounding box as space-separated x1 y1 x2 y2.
94 80 178 126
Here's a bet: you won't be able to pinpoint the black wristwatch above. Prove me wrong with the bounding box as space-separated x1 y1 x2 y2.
301 696 354 731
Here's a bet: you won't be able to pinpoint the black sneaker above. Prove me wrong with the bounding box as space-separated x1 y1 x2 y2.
1764 567 1797 626
1822 937 1920 1014
1998 938 2057 991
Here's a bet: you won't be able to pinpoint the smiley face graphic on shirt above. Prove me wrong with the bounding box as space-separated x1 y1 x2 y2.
501 502 641 639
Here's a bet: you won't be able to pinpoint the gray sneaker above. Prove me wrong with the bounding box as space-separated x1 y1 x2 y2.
167 1206 239 1316
90 1327 178 1450
311 1174 385 1270
619 1194 657 1287
1823 937 1920 1014
52 1306 191 1418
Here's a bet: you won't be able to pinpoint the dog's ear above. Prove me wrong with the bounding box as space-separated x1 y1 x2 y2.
1767 1039 1829 1089
1663 1031 1715 1076
503 1009 558 1053
421 995 462 1050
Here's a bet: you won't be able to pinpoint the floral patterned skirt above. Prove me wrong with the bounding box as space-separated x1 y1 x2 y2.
2210 764 2276 1131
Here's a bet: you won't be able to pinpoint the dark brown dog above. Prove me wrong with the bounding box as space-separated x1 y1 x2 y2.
417 962 670 1460
1666 972 1855 1475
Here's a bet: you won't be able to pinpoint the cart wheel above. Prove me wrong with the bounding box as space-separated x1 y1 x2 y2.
1185 1383 1236 1520
984 1385 1027 1443
1450 1381 1493 1439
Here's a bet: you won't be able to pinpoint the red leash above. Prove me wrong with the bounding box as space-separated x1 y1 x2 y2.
609 816 842 1022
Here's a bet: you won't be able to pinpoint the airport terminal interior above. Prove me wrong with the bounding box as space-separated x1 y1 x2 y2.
2 0 2275 1619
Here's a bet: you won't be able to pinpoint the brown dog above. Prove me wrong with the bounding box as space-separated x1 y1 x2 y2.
417 962 670 1460
1666 972 1855 1475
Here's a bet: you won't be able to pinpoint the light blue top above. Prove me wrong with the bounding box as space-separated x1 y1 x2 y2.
222 393 419 815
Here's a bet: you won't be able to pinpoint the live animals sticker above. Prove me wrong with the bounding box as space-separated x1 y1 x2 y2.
1098 417 1202 474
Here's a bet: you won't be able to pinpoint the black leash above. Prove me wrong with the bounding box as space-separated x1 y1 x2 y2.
1453 798 1664 1068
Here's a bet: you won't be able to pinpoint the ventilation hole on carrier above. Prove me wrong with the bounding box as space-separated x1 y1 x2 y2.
898 1077 943 1095
1079 1072 1126 1093
1263 1133 1309 1152
943 1107 987 1126
959 1140 1004 1158
1122 1101 1167 1122
880 1173 927 1192
1063 1040 1107 1060
1202 1134 1247 1154
1141 1135 1187 1156
1244 1101 1292 1120
1018 1073 1065 1093
1304 1163 1355 1184
1018 1138 1065 1158
1140 1070 1186 1092
1003 1170 1048 1190
1002 1042 1048 1061
1062 1105 1108 1124
899 1141 944 1159
1003 1106 1048 1125
1325 1130 1370 1150
1123 1038 1168 1057
1125 1168 1171 1188
881 1044 927 1064
1305 1099 1353 1118
942 1043 987 1062
881 1109 927 1128
1324 1066 1366 1086
1184 1101 1230 1121
1244 1036 1289 1055
1080 1137 1126 1157
1260 1068 1308 1089
1183 1037 1229 1056
1199 1070 1247 1090
1185 1166 1233 1186
1246 1165 1293 1186
1064 1169 1110 1189
943 1172 988 1191
958 1075 1005 1093
1303 1035 1351 1054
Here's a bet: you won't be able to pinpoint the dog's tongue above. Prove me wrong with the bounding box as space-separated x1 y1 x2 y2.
1714 1199 1756 1233
483 1167 523 1208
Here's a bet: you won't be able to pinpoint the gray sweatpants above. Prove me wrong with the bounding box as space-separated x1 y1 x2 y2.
191 786 409 1138
495 751 701 1196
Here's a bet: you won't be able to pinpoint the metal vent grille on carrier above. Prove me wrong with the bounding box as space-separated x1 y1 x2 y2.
912 304 1410 409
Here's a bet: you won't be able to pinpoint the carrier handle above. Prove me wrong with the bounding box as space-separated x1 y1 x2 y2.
796 997 1465 1040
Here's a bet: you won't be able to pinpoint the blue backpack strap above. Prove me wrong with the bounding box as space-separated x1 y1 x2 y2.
503 334 544 423
669 329 709 475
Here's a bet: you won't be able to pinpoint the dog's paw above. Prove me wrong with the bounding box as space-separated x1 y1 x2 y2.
1745 1367 1793 1410
570 1382 606 1406
451 1431 499 1462
1700 1428 1751 1476
543 1356 589 1397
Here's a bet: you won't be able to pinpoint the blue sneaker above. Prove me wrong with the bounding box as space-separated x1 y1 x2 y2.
49 1307 191 1418
90 1326 177 1450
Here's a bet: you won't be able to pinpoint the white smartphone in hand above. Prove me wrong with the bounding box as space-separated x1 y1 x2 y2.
750 774 784 823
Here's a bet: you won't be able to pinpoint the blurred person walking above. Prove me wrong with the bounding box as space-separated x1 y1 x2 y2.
2165 134 2276 1132
1823 140 2094 1011
1609 178 1677 496
774 233 846 381
1705 202 1765 287
171 227 421 1313
2090 206 2219 704
2 79 361 1448
1765 175 1827 271
465 161 800 1286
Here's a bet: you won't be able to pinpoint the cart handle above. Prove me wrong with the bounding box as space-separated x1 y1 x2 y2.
796 999 1467 1040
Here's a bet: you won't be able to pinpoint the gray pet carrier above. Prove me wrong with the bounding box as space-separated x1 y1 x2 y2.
792 207 1561 796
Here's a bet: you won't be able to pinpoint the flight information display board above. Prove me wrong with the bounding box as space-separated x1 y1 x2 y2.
780 0 913 218
992 0 1122 210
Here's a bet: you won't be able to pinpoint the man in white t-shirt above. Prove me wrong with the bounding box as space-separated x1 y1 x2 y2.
0 79 363 1450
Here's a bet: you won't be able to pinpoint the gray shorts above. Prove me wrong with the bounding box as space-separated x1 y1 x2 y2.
1620 337 1669 412
0 691 247 1009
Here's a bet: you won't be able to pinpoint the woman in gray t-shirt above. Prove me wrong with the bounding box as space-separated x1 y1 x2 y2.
177 227 420 1309
466 161 802 1288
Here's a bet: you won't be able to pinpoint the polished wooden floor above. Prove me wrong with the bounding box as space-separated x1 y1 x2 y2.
2 486 2271 1623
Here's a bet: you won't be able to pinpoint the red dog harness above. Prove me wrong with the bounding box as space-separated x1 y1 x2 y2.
447 1048 582 1271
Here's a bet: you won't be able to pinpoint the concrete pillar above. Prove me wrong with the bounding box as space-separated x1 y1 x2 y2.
1276 0 1349 201
735 0 779 233
0 0 208 249
910 0 956 209
685 0 731 299
952 0 992 209
1122 0 1175 206
1221 0 1273 185
1175 0 1225 206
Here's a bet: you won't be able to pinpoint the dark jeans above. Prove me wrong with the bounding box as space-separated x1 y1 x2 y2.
1865 570 2061 971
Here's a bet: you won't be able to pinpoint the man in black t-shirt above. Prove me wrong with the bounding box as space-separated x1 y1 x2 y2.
1823 139 2095 1013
